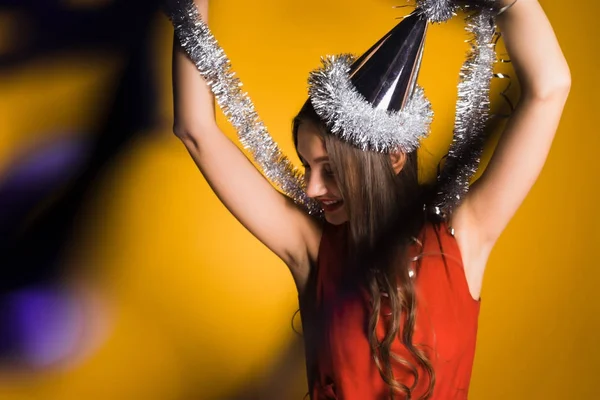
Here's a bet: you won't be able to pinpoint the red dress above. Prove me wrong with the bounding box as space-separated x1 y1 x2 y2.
299 221 481 399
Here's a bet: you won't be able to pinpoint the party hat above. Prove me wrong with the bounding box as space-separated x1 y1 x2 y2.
350 12 428 112
308 11 433 153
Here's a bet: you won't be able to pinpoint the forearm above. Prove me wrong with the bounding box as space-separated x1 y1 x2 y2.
496 0 571 98
171 0 217 137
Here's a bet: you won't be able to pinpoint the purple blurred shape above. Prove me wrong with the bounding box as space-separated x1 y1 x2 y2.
4 284 82 368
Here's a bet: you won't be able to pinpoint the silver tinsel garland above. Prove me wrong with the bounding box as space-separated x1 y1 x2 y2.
416 0 459 22
415 0 498 22
165 0 322 217
308 54 434 153
433 9 498 218
165 0 504 221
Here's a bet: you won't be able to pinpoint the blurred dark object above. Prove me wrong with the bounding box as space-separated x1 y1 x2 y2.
0 0 161 288
0 0 161 365
0 0 161 66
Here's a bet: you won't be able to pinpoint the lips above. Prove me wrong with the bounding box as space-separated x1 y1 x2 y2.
319 199 344 212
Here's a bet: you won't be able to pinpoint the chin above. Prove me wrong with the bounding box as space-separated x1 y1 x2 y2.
325 211 349 226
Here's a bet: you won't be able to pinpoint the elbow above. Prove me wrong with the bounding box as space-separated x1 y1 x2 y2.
528 69 572 101
173 118 218 140
173 121 221 154
172 123 191 140
173 123 203 151
172 119 205 140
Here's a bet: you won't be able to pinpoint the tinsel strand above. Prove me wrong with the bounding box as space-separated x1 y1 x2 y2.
415 0 498 22
165 0 322 217
433 9 497 217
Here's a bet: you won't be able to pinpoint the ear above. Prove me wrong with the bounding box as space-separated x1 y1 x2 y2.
389 151 407 175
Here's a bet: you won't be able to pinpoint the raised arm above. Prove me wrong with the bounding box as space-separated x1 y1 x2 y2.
451 0 571 296
170 0 321 291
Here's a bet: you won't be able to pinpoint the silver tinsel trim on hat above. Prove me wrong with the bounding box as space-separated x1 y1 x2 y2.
433 9 497 218
165 0 322 217
308 54 434 153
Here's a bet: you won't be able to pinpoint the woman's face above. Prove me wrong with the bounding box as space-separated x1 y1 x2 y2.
296 121 349 225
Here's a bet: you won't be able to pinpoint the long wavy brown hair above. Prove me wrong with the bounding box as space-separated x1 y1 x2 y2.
293 101 438 399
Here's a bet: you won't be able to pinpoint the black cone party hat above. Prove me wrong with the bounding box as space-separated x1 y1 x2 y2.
349 11 428 113
308 11 433 153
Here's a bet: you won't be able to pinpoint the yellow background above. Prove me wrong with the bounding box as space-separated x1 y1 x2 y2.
0 0 598 398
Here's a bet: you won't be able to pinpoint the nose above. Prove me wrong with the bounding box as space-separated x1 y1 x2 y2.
305 173 327 199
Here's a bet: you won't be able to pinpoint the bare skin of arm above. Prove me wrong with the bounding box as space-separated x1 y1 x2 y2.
451 0 571 300
171 0 322 292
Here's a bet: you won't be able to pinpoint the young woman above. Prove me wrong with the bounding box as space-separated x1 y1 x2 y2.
170 0 570 398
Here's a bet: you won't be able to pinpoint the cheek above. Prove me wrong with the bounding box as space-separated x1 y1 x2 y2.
325 176 342 195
